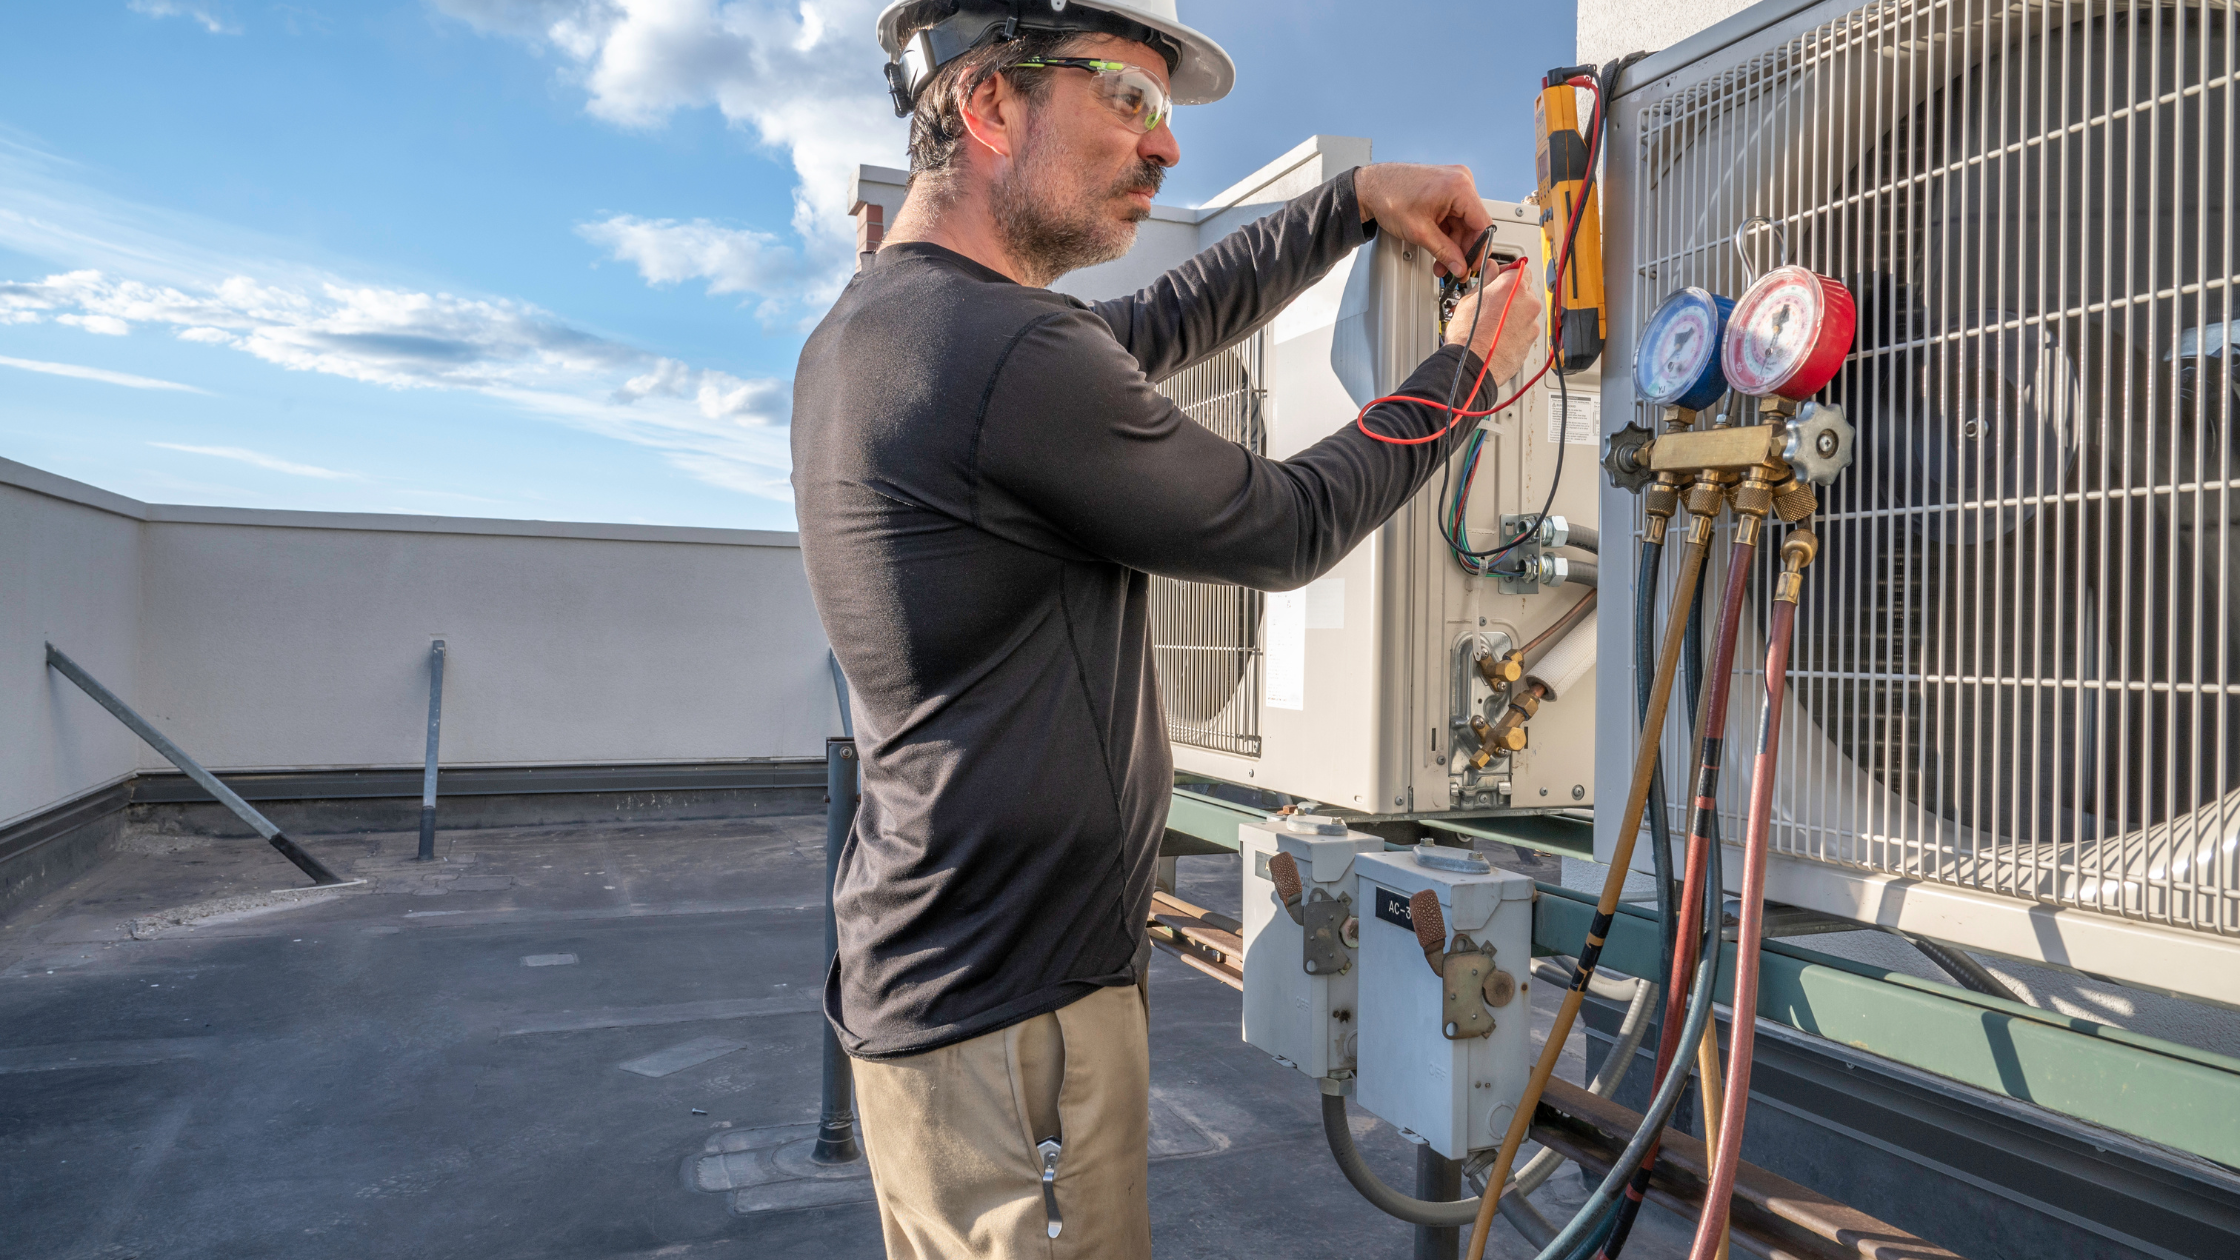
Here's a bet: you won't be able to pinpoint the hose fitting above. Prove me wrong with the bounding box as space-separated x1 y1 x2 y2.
1642 407 1695 544
1729 461 1782 547
1486 684 1545 748
1774 528 1819 604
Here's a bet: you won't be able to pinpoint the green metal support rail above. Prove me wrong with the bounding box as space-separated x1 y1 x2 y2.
1165 783 2240 1170
1532 882 2240 1171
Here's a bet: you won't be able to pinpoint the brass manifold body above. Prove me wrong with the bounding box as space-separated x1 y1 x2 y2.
1602 398 1855 513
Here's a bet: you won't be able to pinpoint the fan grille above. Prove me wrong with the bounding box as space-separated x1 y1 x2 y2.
1624 0 2237 934
1150 332 1269 758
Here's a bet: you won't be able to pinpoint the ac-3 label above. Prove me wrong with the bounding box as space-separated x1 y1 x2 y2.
1374 887 1413 930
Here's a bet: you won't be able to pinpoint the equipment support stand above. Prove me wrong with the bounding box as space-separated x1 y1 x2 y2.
812 736 863 1165
1416 1145 1463 1258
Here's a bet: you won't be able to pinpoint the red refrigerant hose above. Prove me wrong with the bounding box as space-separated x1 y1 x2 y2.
1685 528 1817 1260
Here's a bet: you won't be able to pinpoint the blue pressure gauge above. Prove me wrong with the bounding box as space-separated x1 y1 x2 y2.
1633 287 1736 412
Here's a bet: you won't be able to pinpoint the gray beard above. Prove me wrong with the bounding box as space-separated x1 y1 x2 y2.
991 122 1164 287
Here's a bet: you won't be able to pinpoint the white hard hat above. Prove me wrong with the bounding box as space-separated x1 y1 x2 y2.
876 0 1235 110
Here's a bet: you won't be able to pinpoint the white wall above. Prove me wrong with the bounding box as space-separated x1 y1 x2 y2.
1 457 834 829
3 466 148 830
1578 0 1764 66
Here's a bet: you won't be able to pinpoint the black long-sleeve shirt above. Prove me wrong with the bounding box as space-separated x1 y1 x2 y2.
792 169 1480 1058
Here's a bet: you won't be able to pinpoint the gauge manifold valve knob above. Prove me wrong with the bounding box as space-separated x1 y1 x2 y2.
1602 421 1656 493
1782 401 1855 487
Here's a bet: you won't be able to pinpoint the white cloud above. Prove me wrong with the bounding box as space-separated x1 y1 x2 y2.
150 443 357 479
577 215 808 313
8 269 641 390
127 1 241 35
0 137 801 505
59 312 131 335
0 354 208 393
436 1 905 304
613 355 788 422
6 264 796 497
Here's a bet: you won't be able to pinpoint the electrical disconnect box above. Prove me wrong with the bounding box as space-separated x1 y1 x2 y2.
1239 817 1382 1081
1352 849 1535 1160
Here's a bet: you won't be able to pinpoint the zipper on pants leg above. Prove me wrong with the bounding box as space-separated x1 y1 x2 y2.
1036 1137 1063 1239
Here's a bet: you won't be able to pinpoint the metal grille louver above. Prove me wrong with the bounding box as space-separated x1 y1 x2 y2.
1150 332 1268 757
1621 0 2236 935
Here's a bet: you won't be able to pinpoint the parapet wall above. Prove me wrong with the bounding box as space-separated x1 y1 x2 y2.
1 457 835 833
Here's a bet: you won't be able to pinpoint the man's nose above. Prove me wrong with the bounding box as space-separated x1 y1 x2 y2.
1139 120 1179 169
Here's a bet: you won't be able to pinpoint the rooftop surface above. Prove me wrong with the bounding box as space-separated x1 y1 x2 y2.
0 811 1697 1259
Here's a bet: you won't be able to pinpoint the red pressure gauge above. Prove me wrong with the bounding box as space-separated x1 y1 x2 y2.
1720 265 1857 400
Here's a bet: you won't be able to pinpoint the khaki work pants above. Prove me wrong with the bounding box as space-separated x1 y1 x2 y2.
850 984 1151 1260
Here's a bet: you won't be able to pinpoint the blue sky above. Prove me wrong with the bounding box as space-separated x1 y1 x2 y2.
1 1 1579 530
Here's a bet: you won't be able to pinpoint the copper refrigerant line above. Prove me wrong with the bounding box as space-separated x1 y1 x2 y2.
1465 396 1837 1260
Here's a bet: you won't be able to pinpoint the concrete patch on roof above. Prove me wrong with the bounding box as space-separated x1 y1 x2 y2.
504 991 819 1036
687 1122 875 1215
618 1034 749 1078
125 885 359 939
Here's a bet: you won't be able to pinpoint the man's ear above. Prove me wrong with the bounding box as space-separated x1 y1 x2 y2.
958 71 1012 159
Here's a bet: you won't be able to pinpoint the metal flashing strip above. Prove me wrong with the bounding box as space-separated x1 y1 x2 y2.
1606 0 1836 98
1423 813 1597 862
1161 787 1268 852
1536 881 2240 1169
129 759 826 804
0 782 131 867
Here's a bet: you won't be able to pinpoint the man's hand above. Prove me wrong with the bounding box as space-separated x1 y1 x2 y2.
1356 163 1494 279
1445 264 1544 383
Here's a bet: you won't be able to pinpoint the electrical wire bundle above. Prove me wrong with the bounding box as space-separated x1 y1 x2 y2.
1346 62 1603 581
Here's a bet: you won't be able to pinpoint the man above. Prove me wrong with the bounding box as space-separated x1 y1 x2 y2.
792 1 1541 1254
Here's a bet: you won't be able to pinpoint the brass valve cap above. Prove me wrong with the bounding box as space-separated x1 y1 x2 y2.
1781 527 1821 569
1478 653 1523 685
1771 478 1818 522
1496 727 1528 752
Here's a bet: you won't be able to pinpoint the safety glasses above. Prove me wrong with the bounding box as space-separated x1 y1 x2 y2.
1012 58 1170 133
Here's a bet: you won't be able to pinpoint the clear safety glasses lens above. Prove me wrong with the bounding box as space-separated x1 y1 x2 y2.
1092 65 1169 133
1016 59 1171 133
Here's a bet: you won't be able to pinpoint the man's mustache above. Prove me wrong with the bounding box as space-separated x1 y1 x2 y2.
1114 159 1166 199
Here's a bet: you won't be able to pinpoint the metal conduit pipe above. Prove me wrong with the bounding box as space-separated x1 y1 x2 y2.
1892 930 2027 1004
1320 1087 1484 1229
